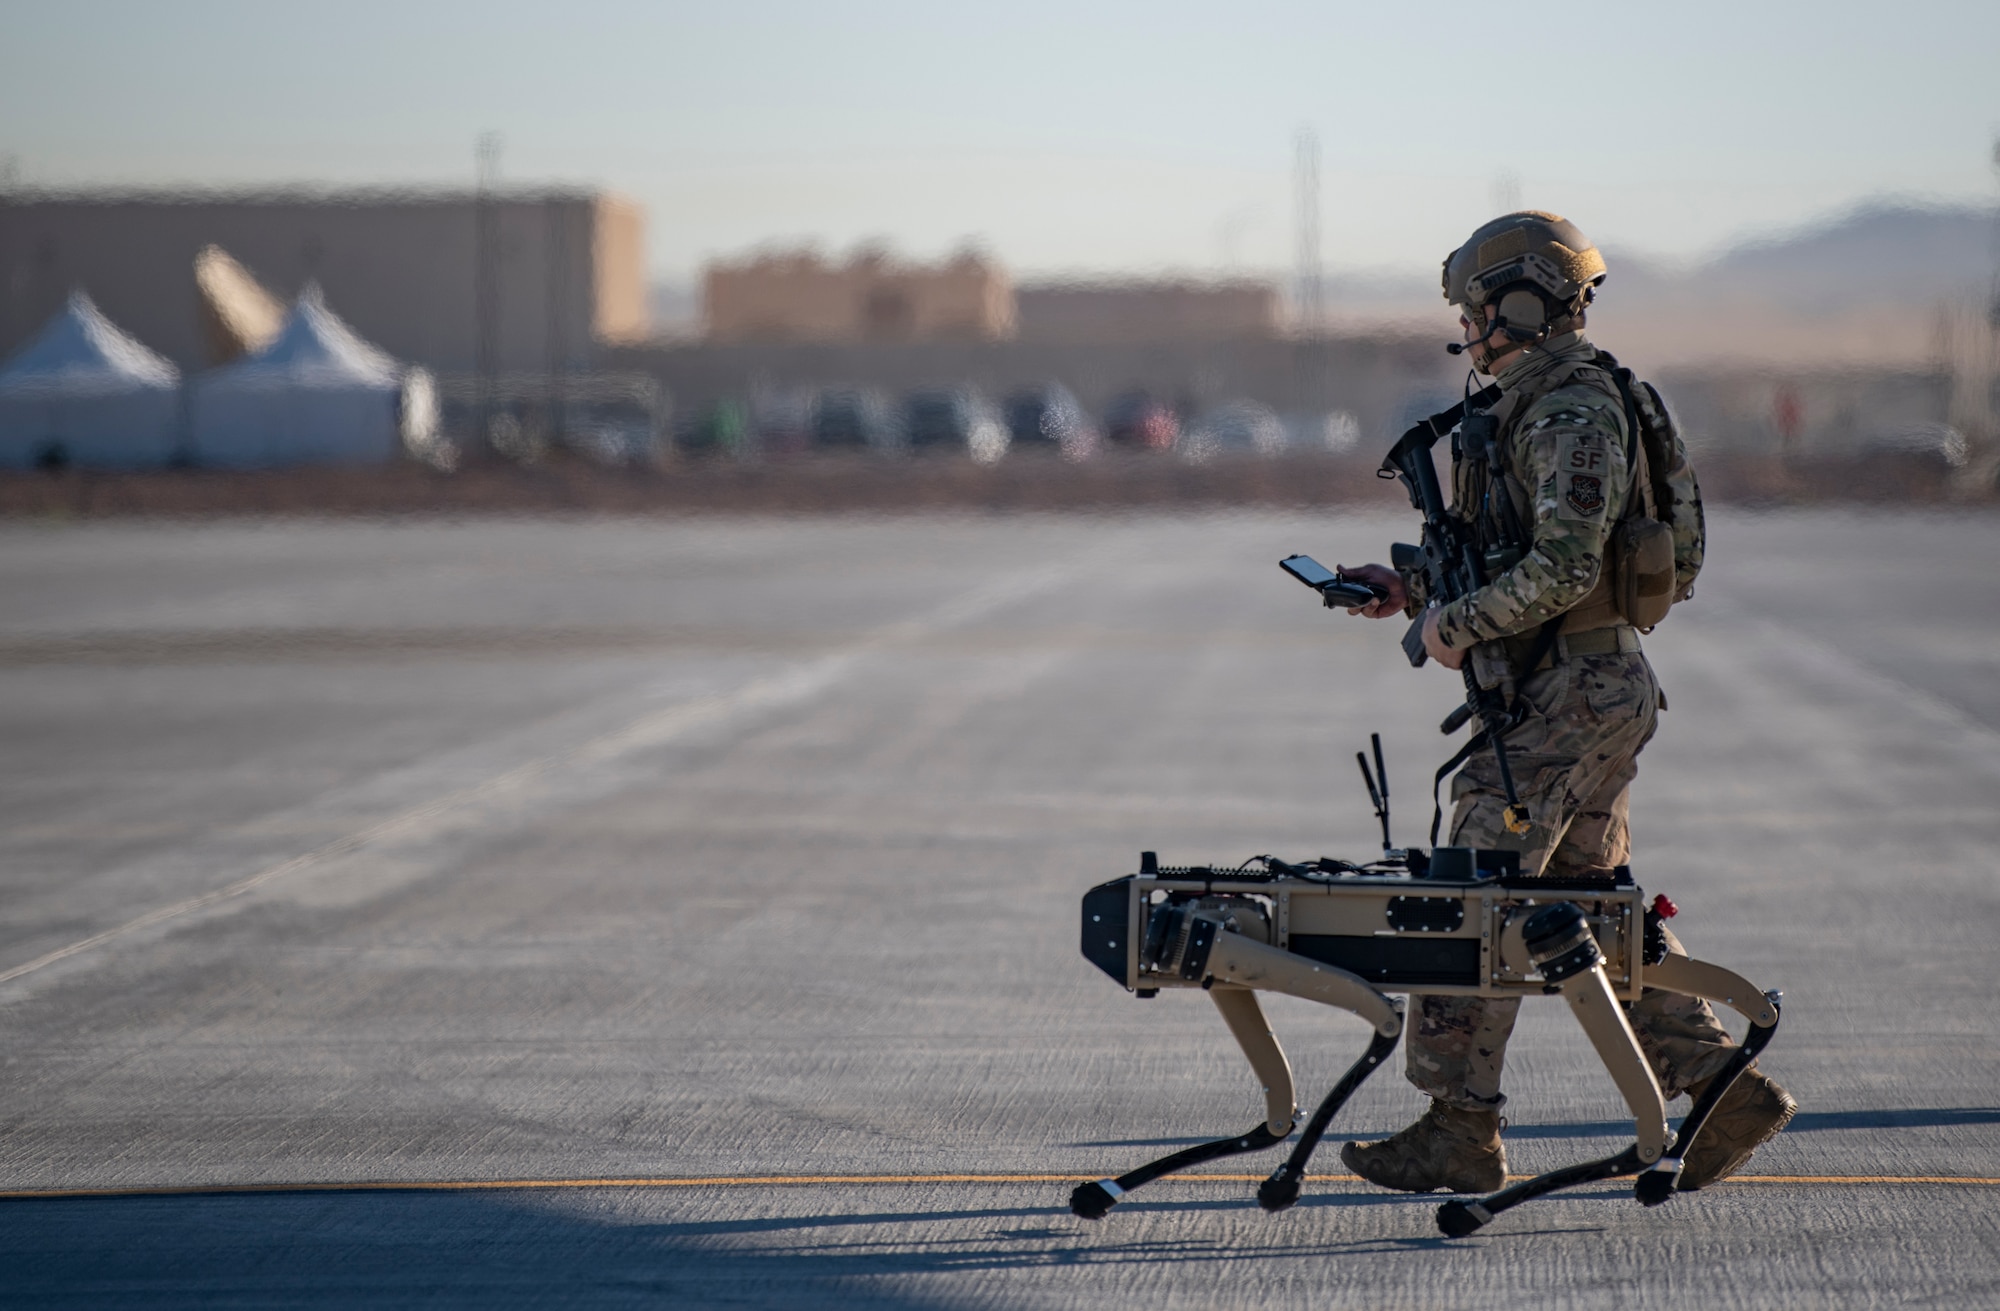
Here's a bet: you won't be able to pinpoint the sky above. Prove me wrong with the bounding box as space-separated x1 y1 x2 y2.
4 0 1997 285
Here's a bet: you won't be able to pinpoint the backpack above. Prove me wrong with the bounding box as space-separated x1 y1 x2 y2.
1599 353 1704 626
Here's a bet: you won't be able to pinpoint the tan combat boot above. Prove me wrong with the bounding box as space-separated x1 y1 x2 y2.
1678 1068 1796 1190
1339 1101 1507 1193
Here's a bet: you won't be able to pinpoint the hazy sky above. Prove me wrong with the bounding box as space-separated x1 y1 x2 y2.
4 0 1997 283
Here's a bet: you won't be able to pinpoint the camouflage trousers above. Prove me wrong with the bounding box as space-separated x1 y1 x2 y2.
1408 648 1738 1111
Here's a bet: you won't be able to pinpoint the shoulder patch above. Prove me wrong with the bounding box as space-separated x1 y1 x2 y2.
1554 428 1611 521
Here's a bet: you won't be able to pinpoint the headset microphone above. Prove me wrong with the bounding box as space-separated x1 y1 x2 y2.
1449 315 1507 357
1448 314 1550 357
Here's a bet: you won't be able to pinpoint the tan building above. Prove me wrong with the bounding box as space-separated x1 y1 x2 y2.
0 189 647 374
704 246 1013 344
1016 278 1283 343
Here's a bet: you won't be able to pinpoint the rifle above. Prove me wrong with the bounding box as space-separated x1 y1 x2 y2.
1378 385 1532 836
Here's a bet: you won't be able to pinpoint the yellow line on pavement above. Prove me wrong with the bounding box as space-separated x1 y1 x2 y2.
1725 1174 2000 1185
4 1172 1999 1200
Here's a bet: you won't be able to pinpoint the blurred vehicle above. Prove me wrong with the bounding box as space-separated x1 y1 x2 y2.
1858 423 1968 472
674 399 751 459
903 387 1009 464
485 410 544 463
1177 399 1288 461
750 386 813 457
1286 409 1361 453
813 387 903 454
1392 388 1457 433
1004 383 1100 460
434 373 665 467
555 387 667 467
1102 389 1179 450
561 419 656 466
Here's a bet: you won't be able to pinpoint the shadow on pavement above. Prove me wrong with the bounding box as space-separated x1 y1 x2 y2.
0 1183 1579 1305
13 1108 1986 1307
3 1192 968 1310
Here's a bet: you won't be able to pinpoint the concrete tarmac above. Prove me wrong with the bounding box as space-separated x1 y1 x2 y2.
1 508 1997 1308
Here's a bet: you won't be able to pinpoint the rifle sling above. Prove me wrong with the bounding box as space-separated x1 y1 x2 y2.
1431 727 1488 846
1379 383 1504 477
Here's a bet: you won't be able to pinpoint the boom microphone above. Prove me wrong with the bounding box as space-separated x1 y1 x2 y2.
1449 315 1549 355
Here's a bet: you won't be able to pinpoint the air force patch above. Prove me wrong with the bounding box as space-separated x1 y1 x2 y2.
1555 430 1611 521
1565 473 1604 516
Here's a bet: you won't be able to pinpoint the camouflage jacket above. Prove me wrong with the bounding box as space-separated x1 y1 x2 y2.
1424 332 1632 651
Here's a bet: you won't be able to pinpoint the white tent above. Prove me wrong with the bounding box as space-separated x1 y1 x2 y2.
0 292 182 469
190 286 432 468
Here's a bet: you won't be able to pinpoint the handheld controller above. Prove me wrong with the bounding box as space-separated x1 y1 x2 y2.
1280 554 1385 609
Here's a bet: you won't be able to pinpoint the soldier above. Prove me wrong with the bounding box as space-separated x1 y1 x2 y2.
1333 212 1794 1194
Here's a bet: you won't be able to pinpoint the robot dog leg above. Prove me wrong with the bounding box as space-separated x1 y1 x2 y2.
1198 928 1405 1213
1257 1024 1402 1212
1436 905 1784 1237
1071 889 1403 1220
1069 986 1297 1220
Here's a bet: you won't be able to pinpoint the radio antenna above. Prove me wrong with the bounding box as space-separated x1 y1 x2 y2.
1357 732 1393 855
1372 732 1391 838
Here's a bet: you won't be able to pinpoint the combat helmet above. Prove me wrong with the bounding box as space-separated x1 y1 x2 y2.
1443 211 1607 364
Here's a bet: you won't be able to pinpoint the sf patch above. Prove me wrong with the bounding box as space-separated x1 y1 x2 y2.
1553 428 1612 521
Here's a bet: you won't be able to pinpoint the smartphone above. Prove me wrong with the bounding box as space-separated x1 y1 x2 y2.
1281 554 1382 607
1280 554 1341 589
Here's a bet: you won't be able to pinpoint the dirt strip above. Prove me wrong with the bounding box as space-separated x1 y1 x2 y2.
1 449 1992 519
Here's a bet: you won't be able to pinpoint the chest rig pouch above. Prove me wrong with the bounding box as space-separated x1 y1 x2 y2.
1451 409 1531 582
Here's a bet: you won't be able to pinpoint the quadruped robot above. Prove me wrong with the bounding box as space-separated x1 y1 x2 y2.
1070 595 1783 1238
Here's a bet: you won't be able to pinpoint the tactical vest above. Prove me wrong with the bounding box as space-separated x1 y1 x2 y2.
1450 349 1704 659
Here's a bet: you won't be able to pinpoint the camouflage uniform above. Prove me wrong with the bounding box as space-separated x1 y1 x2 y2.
1401 330 1736 1111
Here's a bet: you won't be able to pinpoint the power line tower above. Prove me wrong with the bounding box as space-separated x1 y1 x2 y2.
545 196 569 447
474 132 502 449
1294 126 1323 339
1989 132 2000 331
1293 126 1326 426
1980 131 2000 457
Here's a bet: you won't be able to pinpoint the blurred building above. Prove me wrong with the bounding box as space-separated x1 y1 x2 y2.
704 246 1013 344
1016 279 1283 343
0 189 647 374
